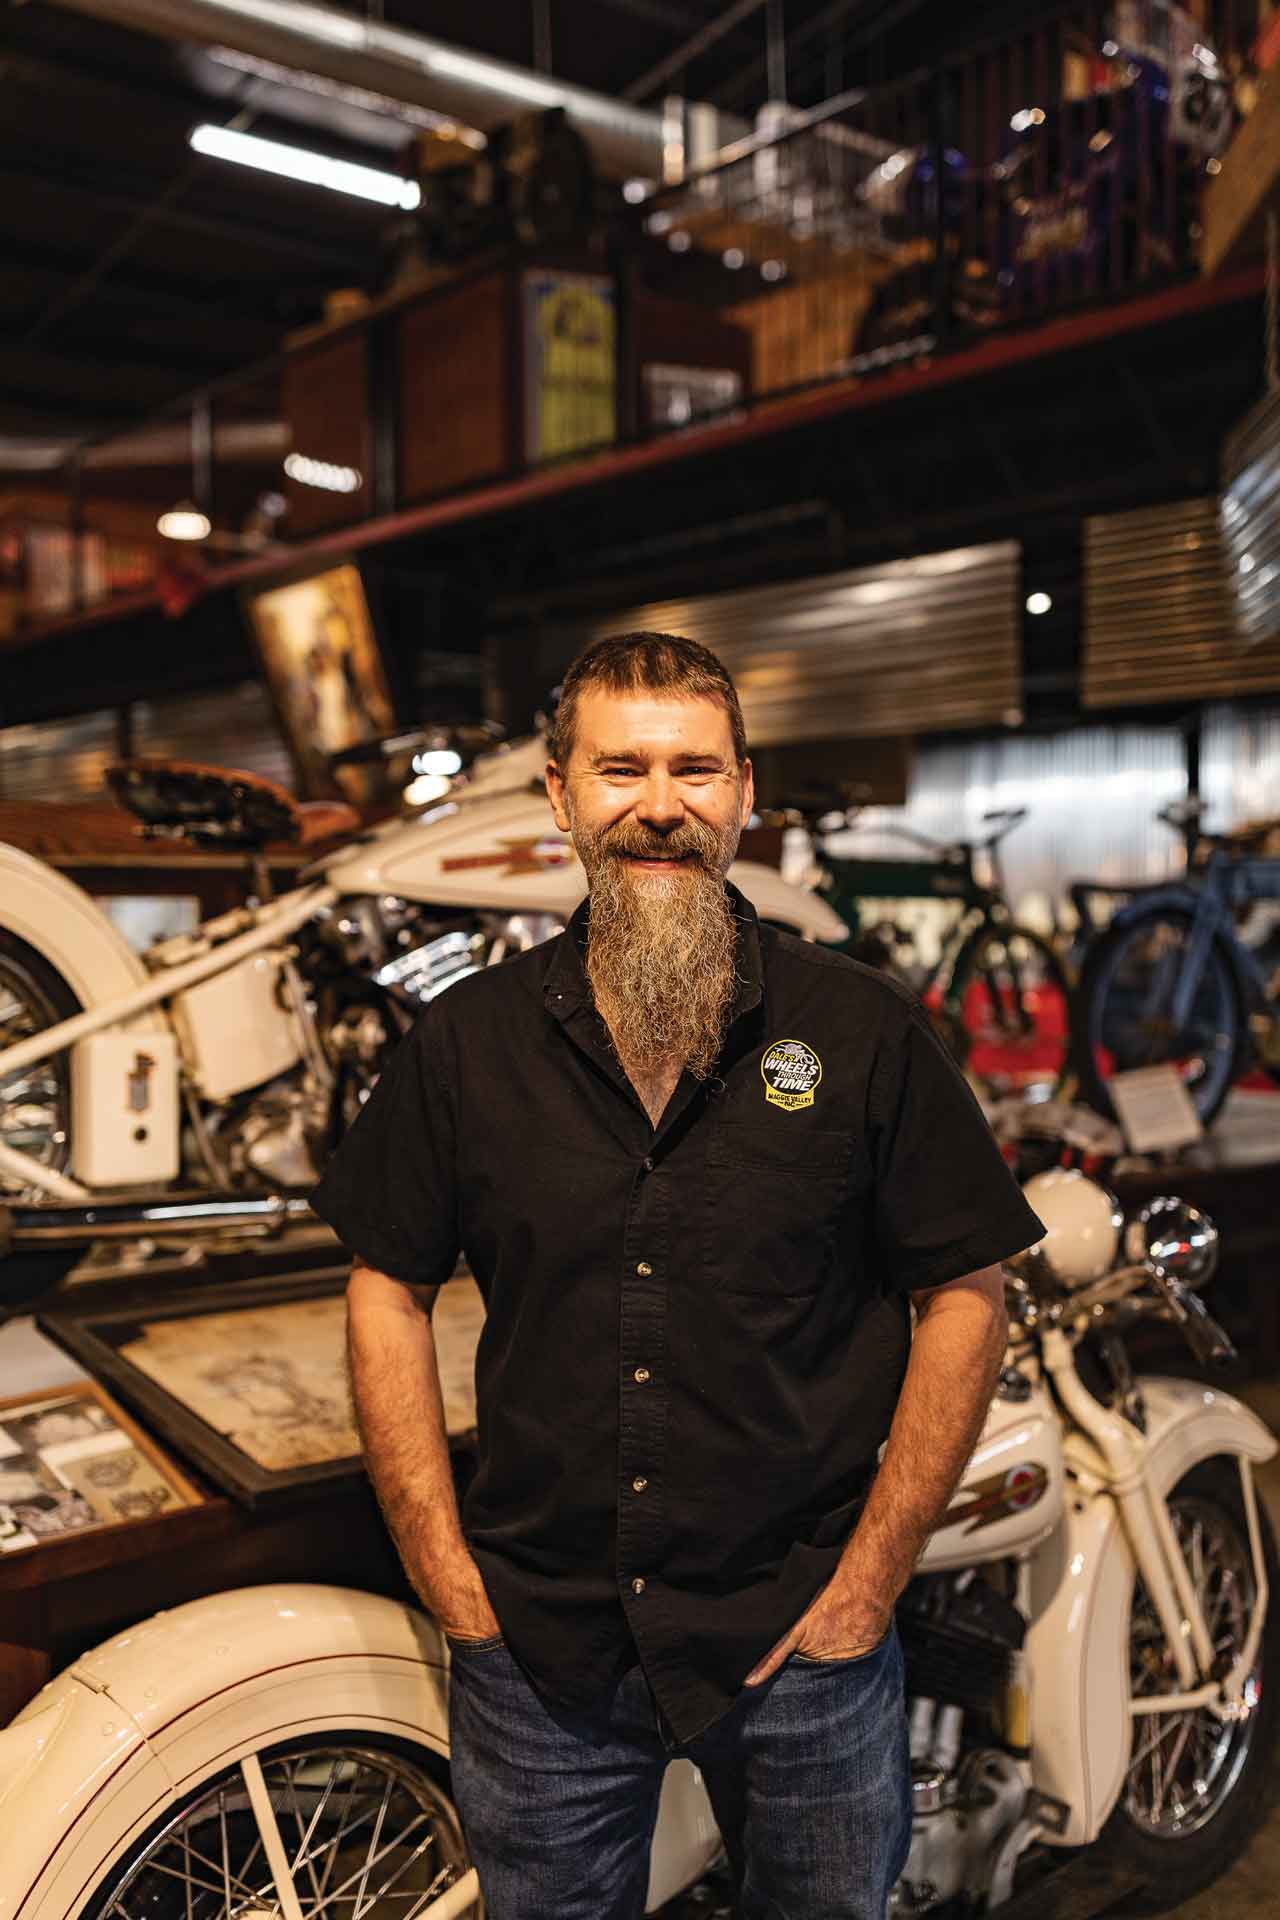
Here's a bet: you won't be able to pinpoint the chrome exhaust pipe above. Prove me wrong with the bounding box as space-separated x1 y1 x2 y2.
0 1193 320 1252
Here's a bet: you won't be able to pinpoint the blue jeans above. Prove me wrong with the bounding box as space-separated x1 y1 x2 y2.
446 1625 912 1919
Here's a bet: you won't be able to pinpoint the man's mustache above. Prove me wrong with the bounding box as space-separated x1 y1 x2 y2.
599 823 721 863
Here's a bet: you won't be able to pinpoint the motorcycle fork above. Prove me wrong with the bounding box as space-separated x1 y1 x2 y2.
1041 1327 1213 1693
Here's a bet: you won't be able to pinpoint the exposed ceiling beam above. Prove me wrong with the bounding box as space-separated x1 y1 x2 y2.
0 387 134 429
4 250 275 346
0 159 371 272
710 0 921 108
39 0 669 181
623 0 766 101
1 340 245 412
2 45 212 122
597 0 707 31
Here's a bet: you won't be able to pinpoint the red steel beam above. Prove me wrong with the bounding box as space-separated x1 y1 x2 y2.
16 262 1264 648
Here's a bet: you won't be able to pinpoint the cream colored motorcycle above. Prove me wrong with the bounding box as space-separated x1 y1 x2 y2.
1 1176 1274 1918
0 734 845 1254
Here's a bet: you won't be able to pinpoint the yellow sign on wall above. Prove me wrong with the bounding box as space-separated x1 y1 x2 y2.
523 271 617 463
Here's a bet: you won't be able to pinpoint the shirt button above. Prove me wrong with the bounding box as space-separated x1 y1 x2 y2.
636 1261 653 1276
634 1366 651 1384
642 1157 654 1173
632 1577 647 1594
632 1475 649 1492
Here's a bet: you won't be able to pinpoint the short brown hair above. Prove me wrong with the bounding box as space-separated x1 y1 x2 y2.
551 631 747 769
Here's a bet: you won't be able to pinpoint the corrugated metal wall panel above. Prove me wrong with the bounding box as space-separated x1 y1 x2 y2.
1202 700 1280 826
576 542 1023 742
0 710 119 804
0 682 292 806
1083 498 1280 707
132 682 294 791
1222 387 1280 648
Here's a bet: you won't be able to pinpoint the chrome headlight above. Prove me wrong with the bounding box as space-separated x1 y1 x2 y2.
1133 1196 1220 1292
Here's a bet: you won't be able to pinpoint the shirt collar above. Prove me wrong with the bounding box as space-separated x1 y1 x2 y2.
544 879 764 1025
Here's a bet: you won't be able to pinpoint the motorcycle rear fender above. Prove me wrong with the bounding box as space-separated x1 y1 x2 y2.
0 1581 720 1919
1025 1376 1275 1848
0 844 164 1033
1 1584 452 1920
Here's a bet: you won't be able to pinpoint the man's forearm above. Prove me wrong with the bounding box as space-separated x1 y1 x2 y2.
347 1264 495 1632
838 1272 1009 1605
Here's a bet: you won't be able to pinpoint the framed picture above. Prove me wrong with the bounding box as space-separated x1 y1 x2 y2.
0 1380 202 1554
39 1266 484 1510
241 560 396 803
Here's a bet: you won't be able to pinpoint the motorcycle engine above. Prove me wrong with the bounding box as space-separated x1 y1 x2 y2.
892 1570 1035 1913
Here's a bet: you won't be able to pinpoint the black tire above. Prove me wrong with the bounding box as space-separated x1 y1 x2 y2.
0 929 81 1193
946 921 1071 1094
1092 1457 1280 1913
1073 909 1244 1128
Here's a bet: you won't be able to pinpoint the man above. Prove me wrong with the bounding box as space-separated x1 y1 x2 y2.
311 632 1044 1920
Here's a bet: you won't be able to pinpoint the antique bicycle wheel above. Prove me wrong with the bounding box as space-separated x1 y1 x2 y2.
1076 908 1243 1127
940 923 1071 1094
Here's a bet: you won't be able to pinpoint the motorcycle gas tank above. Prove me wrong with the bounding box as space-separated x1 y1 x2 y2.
918 1370 1065 1571
323 788 848 941
327 787 584 914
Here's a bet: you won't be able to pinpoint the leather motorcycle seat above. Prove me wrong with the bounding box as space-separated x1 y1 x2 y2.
107 759 360 851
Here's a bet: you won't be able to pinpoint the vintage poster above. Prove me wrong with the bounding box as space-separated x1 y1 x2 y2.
117 1278 484 1473
244 562 396 802
523 271 617 464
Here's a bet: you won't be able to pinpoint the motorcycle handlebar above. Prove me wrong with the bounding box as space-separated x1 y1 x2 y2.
1023 1267 1237 1372
1171 1284 1238 1371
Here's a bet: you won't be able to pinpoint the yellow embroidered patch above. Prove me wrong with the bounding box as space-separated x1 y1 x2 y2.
761 1039 823 1111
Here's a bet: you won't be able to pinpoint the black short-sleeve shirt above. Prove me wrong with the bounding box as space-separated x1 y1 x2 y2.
311 884 1043 1742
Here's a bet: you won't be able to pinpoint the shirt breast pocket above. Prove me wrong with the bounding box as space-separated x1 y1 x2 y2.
704 1120 853 1295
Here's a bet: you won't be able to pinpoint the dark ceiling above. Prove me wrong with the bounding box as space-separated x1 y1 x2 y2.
0 0 1032 465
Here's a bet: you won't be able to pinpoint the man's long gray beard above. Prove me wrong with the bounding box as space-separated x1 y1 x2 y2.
574 815 740 1082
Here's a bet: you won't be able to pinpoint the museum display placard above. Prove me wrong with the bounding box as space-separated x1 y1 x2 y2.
39 1266 484 1509
0 1380 203 1553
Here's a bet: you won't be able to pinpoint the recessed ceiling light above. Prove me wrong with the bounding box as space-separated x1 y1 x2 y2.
157 503 211 541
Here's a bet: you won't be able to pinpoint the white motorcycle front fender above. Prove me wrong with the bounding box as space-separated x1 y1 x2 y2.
0 843 163 1029
1025 1376 1276 1847
0 1581 720 1919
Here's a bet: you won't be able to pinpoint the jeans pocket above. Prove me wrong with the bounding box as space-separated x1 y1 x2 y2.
791 1625 892 1667
445 1631 507 1654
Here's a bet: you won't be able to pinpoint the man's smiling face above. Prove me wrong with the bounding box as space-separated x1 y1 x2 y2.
545 688 754 884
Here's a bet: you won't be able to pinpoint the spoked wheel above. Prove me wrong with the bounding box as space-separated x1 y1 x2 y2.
84 1737 482 1920
1075 910 1242 1126
1096 1461 1280 1912
940 923 1071 1093
0 933 79 1197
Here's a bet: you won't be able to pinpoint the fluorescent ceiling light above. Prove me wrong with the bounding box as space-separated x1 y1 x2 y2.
189 122 421 209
